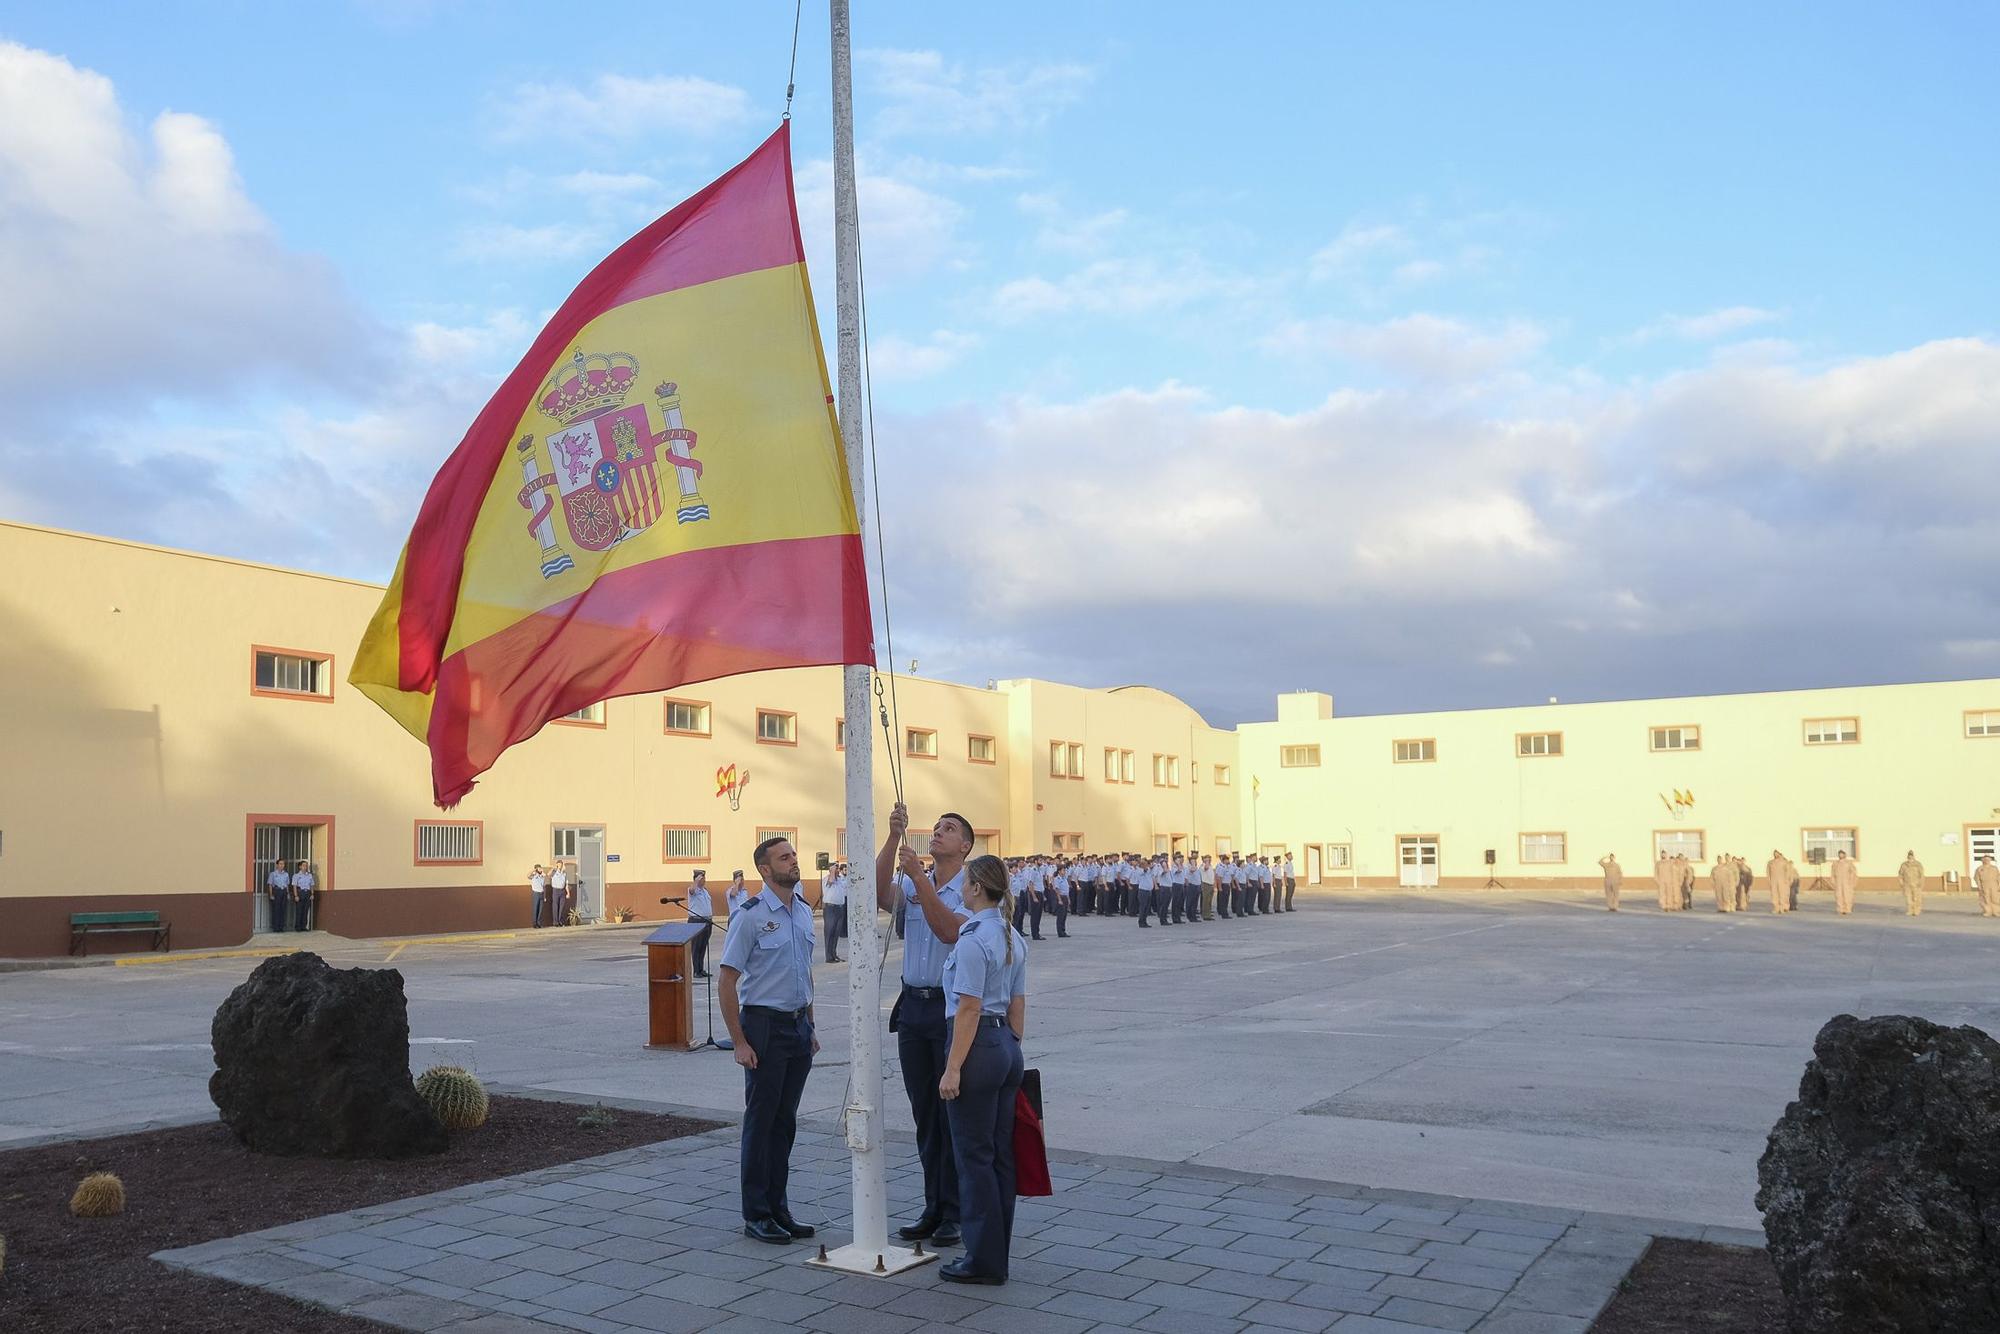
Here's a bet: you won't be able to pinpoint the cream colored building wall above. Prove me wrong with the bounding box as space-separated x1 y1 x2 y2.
994 680 1242 856
1238 681 2000 885
0 521 1020 907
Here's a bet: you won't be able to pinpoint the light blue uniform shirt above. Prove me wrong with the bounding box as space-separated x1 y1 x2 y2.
897 865 970 988
719 885 815 1010
942 908 1028 1017
686 884 713 920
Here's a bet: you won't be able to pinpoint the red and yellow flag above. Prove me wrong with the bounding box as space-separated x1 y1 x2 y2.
352 125 873 806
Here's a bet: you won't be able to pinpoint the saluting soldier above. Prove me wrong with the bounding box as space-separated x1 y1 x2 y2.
1677 854 1695 911
1831 850 1859 915
877 804 974 1248
1898 851 1925 916
718 835 819 1244
936 854 1029 1285
1734 856 1752 912
1597 854 1623 911
1975 855 2000 918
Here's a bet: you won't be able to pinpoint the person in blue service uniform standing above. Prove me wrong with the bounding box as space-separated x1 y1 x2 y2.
717 836 819 1245
685 869 714 977
936 854 1029 1285
876 802 975 1247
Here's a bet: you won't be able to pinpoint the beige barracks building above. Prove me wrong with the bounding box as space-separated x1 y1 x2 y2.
2 517 1997 957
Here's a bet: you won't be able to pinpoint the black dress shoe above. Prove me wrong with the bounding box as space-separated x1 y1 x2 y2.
938 1257 1002 1285
743 1217 792 1244
773 1213 815 1239
896 1214 940 1241
929 1224 961 1247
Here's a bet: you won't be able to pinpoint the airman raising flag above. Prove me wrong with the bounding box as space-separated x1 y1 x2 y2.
352 124 873 806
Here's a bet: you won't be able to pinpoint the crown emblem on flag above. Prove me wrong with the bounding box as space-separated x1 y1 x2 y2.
540 351 640 427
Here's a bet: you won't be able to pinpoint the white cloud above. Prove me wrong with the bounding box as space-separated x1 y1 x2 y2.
794 157 966 284
451 221 608 263
1264 314 1547 381
1634 305 1783 342
490 73 751 144
1309 223 1408 278
868 330 979 381
1017 192 1128 254
866 336 2000 720
0 42 376 403
992 256 1244 321
860 49 1092 136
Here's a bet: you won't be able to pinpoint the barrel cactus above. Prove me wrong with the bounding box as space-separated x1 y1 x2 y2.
415 1065 489 1130
69 1171 126 1218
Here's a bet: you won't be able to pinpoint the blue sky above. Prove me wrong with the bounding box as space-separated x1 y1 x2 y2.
2 3 1997 723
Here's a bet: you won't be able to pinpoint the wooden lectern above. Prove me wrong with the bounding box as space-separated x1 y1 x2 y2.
642 922 702 1050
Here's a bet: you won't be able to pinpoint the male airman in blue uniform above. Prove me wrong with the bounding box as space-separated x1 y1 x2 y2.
718 836 819 1244
877 802 974 1247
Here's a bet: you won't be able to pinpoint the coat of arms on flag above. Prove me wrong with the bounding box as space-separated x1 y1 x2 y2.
514 353 710 577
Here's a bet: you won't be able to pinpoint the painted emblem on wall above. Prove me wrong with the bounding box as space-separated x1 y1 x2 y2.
1659 789 1695 820
514 351 711 579
716 764 751 812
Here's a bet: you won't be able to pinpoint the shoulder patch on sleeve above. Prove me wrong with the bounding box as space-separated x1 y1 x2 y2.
960 919 983 935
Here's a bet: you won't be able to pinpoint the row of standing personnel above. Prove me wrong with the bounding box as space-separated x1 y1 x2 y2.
1595 851 2000 916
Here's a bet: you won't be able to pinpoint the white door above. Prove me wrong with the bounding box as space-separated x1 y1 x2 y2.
576 831 605 922
552 825 606 924
1971 828 2000 881
1306 845 1322 885
1398 837 1439 887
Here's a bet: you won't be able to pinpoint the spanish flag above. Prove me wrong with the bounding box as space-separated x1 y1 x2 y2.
352 125 873 806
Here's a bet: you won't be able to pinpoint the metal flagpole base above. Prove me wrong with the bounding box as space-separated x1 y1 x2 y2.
806 1241 939 1276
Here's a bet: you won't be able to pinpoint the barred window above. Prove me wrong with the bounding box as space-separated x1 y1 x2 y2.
1803 828 1858 863
416 821 481 865
1281 745 1320 768
663 826 709 861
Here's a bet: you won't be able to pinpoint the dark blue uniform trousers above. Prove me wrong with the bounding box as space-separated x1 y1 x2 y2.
946 1021 1025 1280
896 989 961 1227
739 1007 812 1221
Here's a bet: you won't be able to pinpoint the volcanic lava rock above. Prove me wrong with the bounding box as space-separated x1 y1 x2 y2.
1755 1012 2000 1332
209 952 446 1158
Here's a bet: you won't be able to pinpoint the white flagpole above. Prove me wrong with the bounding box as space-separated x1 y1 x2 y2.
816 0 932 1277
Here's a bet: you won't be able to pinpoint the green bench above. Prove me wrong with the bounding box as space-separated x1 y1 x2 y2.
69 910 170 956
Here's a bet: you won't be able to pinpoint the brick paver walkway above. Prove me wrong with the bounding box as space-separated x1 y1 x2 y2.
156 1104 1761 1334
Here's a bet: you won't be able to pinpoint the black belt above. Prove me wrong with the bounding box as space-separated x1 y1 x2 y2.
901 984 943 1000
965 1014 1008 1029
744 1005 810 1020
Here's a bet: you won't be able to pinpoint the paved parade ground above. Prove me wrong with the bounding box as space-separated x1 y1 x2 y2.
7 889 1997 1229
